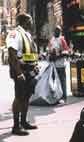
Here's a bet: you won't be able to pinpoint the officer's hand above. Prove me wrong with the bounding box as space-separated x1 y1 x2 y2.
17 73 26 81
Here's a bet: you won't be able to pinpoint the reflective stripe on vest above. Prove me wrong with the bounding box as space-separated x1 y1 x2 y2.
17 27 31 53
17 27 38 61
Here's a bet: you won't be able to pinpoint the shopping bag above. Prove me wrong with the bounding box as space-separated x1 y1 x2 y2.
30 65 52 105
48 63 58 93
30 62 63 105
48 63 63 99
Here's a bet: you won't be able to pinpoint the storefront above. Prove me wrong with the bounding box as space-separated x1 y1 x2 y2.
30 0 54 52
69 25 84 96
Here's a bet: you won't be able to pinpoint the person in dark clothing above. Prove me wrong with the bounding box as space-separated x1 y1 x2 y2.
6 13 39 136
69 108 84 142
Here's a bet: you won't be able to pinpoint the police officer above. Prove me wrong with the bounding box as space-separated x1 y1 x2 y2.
6 13 39 135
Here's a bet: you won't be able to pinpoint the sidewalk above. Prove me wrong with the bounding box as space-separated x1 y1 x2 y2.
64 95 84 105
0 95 84 142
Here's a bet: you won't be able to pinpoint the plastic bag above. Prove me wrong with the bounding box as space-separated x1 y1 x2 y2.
49 63 58 92
30 62 63 105
49 63 63 98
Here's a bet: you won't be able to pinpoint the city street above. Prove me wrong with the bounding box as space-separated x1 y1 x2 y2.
0 0 84 141
0 64 84 142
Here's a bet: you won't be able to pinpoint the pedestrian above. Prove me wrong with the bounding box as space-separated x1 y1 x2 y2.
6 13 39 136
69 108 84 142
48 25 70 104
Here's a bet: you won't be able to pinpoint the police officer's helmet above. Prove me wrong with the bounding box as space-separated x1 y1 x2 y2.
80 108 84 121
54 25 62 38
16 13 33 30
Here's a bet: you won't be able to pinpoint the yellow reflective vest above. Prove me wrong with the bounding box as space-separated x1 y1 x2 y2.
17 26 38 62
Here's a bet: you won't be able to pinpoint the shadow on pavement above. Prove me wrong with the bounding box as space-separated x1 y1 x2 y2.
0 127 12 130
0 111 12 121
0 131 12 142
0 96 84 123
66 96 84 105
28 95 84 123
0 95 84 139
28 105 56 124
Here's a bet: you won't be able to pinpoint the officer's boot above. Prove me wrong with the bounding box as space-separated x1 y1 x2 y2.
21 103 37 130
12 100 29 136
12 112 29 136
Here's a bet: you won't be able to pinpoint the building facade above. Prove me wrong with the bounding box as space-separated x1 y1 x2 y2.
0 0 84 46
80 0 84 9
0 0 16 46
61 0 84 45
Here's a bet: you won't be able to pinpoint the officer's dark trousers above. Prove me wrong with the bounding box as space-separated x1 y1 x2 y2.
12 70 36 128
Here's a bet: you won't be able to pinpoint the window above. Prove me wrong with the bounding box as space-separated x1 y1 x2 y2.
80 0 84 9
0 0 3 6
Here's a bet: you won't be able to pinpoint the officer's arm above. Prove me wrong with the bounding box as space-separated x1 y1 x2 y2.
8 47 22 76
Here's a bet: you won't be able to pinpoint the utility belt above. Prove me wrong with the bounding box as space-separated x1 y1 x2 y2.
18 52 38 70
18 56 38 79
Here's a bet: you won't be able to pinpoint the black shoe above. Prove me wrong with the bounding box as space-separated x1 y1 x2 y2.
21 122 38 130
12 127 29 136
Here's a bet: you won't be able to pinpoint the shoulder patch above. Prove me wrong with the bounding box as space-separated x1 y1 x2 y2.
9 30 16 38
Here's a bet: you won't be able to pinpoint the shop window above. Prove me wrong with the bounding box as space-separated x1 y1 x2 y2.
80 0 84 9
0 0 3 6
